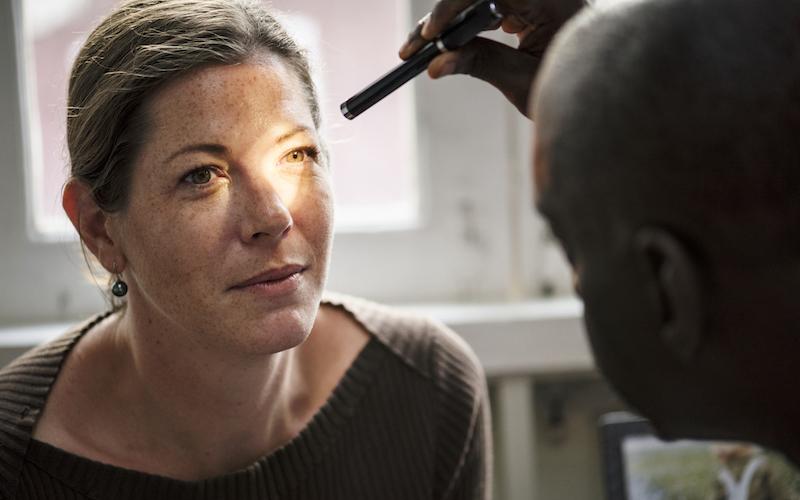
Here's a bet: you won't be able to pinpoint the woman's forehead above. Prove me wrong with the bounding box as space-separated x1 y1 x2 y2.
143 57 314 146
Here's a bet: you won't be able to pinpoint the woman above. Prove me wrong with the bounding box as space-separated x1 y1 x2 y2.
0 1 490 498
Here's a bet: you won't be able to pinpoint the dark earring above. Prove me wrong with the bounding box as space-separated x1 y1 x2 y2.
111 262 128 298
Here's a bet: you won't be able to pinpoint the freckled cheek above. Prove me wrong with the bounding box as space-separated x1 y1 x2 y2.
288 182 335 255
126 201 229 294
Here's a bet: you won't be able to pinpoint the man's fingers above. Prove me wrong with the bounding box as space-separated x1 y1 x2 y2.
427 37 541 117
427 51 462 79
501 14 529 34
400 0 466 58
399 21 430 60
400 0 512 59
421 0 473 40
397 28 427 60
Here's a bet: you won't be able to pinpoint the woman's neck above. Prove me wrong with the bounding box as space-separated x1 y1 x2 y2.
33 302 368 481
100 307 315 480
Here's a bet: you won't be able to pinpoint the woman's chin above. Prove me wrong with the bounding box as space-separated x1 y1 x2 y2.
235 308 316 355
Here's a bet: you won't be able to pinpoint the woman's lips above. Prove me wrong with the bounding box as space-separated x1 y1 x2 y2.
231 264 306 296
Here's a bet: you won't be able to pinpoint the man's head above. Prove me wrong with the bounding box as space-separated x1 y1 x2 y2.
532 0 800 449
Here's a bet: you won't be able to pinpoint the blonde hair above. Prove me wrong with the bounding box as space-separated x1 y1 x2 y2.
67 0 321 213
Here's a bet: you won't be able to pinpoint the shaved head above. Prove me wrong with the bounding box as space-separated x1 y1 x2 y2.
535 0 800 267
530 0 800 451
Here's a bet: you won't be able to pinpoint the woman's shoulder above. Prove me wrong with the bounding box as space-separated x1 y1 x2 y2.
323 293 491 499
0 312 110 382
0 313 107 499
323 292 485 395
0 312 111 425
0 318 93 385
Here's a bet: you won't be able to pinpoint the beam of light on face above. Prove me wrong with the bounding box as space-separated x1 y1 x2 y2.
270 172 306 212
248 126 325 212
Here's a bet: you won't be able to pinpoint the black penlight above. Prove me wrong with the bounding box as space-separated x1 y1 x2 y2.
340 0 503 120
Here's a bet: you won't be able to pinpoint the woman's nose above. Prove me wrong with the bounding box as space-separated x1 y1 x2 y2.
239 179 293 243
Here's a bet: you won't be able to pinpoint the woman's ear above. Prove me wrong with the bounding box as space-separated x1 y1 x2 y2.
62 179 125 272
633 226 705 364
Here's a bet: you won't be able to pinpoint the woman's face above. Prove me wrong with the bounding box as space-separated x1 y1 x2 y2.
112 54 333 355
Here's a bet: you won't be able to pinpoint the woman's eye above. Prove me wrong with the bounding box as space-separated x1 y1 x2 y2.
282 147 320 165
184 167 215 185
286 150 306 163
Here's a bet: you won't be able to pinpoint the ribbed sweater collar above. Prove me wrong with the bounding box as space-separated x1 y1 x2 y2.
0 294 389 500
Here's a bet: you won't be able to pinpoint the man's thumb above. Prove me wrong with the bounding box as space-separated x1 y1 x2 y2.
427 37 540 117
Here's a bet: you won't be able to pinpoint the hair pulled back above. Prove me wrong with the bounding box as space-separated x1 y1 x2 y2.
67 0 321 212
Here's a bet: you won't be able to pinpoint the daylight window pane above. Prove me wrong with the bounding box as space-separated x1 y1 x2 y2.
21 0 417 235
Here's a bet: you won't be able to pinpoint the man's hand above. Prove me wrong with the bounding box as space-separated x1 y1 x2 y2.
399 0 584 117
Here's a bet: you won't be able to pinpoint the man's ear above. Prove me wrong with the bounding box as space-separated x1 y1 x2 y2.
62 179 125 273
633 226 704 364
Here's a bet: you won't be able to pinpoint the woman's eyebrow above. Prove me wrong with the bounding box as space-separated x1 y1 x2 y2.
164 126 314 163
274 125 314 144
165 143 228 163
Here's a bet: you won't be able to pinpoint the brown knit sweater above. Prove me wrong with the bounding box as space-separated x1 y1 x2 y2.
0 293 491 500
